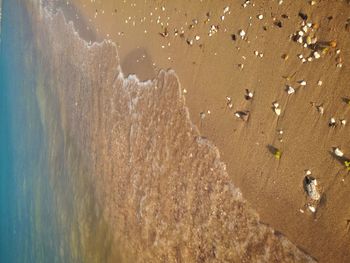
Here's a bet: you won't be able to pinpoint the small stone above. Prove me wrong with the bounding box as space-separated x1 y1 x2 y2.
340 119 347 126
257 14 264 20
234 111 249 121
245 89 254 100
317 80 323 86
313 51 321 59
329 117 336 127
282 54 289 60
334 147 344 157
304 176 320 201
329 40 337 48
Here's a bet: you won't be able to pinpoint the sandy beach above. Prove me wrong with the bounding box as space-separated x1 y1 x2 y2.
34 0 350 262
54 0 350 262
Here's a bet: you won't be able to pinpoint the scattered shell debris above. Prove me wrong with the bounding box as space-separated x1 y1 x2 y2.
242 0 252 8
272 102 282 116
226 96 233 109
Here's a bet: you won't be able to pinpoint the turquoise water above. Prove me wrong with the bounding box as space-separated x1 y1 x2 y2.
0 0 63 262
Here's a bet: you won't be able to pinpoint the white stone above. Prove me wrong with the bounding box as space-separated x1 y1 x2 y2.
334 148 344 157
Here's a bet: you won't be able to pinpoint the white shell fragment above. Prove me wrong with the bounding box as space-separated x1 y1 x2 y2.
239 29 246 39
308 205 316 213
226 96 233 108
286 85 295 94
334 147 344 157
316 105 324 114
274 108 281 116
299 80 307 86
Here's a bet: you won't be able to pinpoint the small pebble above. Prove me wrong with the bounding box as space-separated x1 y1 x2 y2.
334 147 344 157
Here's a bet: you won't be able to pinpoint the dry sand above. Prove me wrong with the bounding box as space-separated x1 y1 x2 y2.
56 0 350 262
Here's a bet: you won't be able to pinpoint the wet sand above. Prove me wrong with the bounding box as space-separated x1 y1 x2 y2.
45 0 350 262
